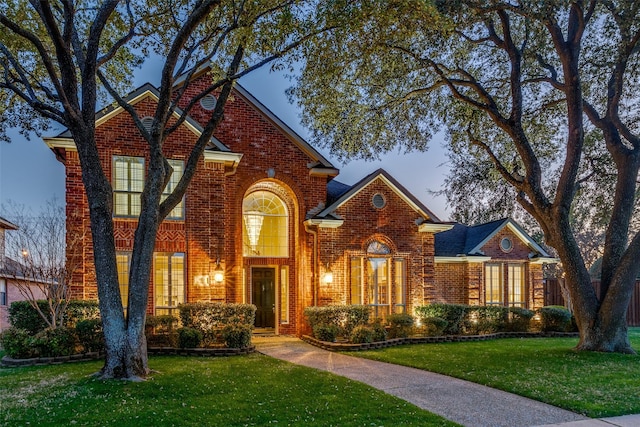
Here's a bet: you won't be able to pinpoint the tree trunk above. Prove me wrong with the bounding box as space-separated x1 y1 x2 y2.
99 321 149 379
576 317 633 354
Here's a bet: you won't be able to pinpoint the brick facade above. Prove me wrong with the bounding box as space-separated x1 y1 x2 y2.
48 76 552 336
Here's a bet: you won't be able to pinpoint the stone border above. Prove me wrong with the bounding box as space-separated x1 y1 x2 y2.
1 346 256 368
302 331 579 352
1 352 104 368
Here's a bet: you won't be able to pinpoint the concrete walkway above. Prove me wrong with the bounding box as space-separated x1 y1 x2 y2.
254 336 638 427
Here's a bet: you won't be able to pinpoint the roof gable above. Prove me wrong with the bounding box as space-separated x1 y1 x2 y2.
44 83 229 152
0 216 18 230
435 218 551 258
318 168 441 222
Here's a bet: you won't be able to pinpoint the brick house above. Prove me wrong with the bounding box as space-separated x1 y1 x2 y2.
44 71 554 335
0 216 47 330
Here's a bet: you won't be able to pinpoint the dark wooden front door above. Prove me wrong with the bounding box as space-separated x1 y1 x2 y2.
252 267 275 328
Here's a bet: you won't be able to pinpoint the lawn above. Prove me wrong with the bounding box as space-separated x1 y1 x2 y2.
0 353 456 427
353 328 640 418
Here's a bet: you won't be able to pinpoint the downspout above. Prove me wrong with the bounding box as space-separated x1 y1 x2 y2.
304 222 318 306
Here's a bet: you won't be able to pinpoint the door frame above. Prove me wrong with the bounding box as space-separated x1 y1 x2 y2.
250 265 279 332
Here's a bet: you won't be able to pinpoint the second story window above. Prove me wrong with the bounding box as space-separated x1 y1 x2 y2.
161 159 184 220
113 156 144 217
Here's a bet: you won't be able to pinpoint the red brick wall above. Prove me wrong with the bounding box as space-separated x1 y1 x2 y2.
316 177 435 316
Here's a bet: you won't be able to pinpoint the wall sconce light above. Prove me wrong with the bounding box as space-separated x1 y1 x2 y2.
323 263 333 284
213 259 224 283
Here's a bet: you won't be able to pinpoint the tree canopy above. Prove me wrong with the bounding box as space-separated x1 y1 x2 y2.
294 0 640 353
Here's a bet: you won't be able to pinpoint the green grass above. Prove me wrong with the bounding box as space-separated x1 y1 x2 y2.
0 353 456 427
352 328 640 418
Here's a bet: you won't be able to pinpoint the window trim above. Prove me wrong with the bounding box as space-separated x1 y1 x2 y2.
154 252 186 316
113 156 145 218
0 278 6 306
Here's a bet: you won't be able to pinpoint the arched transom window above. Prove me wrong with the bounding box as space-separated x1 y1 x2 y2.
243 191 288 257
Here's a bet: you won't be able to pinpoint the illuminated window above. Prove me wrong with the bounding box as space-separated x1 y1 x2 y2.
280 266 289 324
154 253 185 315
368 258 390 317
113 156 144 217
485 264 503 305
161 159 184 219
394 259 406 313
350 257 362 304
508 264 525 307
116 253 131 311
242 191 288 257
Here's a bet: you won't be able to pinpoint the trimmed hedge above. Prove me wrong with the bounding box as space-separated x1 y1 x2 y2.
387 313 414 338
0 327 34 358
178 327 203 349
538 306 573 332
178 302 255 347
30 327 77 357
304 305 370 337
75 319 105 353
8 301 49 334
416 304 535 335
64 300 100 326
415 304 468 335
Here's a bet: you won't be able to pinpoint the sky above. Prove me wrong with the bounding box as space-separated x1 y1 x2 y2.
0 59 452 221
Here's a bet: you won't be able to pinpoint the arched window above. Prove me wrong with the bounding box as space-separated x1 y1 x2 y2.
243 191 288 257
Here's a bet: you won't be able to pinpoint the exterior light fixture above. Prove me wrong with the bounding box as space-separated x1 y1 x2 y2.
323 263 333 284
243 210 264 250
213 260 224 283
21 249 28 257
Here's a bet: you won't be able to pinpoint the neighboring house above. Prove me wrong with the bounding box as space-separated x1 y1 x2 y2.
43 67 555 335
0 216 46 330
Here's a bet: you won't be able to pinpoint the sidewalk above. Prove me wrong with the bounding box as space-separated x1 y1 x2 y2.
254 336 639 427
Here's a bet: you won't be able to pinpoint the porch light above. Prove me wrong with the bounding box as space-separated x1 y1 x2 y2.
243 210 264 250
213 260 224 283
323 264 334 284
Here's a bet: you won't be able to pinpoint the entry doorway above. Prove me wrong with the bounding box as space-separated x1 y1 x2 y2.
252 267 276 328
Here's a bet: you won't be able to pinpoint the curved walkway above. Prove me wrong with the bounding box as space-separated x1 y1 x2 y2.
254 336 635 427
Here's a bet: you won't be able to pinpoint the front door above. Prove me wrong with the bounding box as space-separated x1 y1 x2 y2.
252 267 276 328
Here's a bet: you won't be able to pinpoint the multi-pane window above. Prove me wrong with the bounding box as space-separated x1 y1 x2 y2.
116 253 131 311
113 156 144 217
485 264 503 305
485 263 526 307
349 241 406 318
394 259 406 313
508 264 525 307
161 159 184 220
242 191 288 257
0 279 6 306
154 252 185 315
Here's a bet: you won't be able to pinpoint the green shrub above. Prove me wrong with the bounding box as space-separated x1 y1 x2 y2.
8 300 49 334
350 325 374 344
387 313 414 338
538 306 573 332
0 327 34 358
371 319 388 342
507 307 535 332
415 304 468 335
64 300 100 327
222 324 252 348
177 327 203 348
467 306 508 334
421 317 448 336
313 323 339 342
304 305 370 337
30 327 77 357
179 302 255 345
145 315 179 333
75 319 104 353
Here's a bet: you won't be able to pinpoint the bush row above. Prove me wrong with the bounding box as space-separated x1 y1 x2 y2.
8 300 100 335
306 304 575 343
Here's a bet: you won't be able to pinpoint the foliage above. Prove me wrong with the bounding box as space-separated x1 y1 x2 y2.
420 317 448 337
64 300 100 327
304 305 370 337
29 327 77 357
295 0 640 352
370 319 388 342
177 327 203 349
506 308 535 333
415 304 468 335
386 313 414 339
538 306 573 333
1 199 83 329
355 329 640 418
312 323 339 342
222 324 252 349
0 327 34 359
349 325 374 344
8 300 49 334
75 319 105 353
145 315 179 333
0 355 453 426
179 303 255 330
